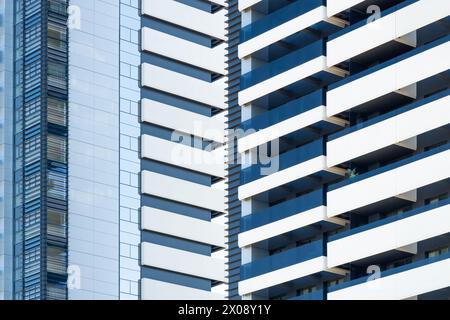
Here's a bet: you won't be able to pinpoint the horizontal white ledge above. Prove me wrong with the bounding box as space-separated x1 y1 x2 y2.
208 0 226 6
141 243 226 282
327 148 450 218
328 203 450 268
239 6 326 59
141 135 225 178
141 171 226 213
328 257 450 300
141 206 225 247
239 257 335 295
239 0 262 12
141 0 226 40
141 64 226 109
140 99 225 143
327 93 450 167
239 56 326 106
327 39 450 117
141 28 226 75
238 156 343 200
238 105 346 153
141 278 225 300
327 0 450 67
239 206 330 248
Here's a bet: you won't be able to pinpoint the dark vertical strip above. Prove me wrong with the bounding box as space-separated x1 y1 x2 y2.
225 0 241 300
13 0 69 300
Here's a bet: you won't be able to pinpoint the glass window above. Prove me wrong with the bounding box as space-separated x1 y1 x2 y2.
48 97 67 126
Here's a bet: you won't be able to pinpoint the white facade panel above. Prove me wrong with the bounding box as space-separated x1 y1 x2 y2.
141 135 225 178
328 203 450 267
239 257 327 295
141 243 226 282
238 206 327 248
141 27 226 75
141 171 225 213
238 6 326 59
238 156 328 200
140 99 225 143
327 0 450 67
239 56 326 106
141 278 225 300
327 93 450 167
238 105 334 153
141 0 226 40
328 257 450 300
141 206 225 247
327 40 450 117
328 148 450 217
141 63 226 109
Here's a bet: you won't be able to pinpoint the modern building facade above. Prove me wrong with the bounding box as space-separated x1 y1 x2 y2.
237 0 450 300
0 0 449 301
138 0 229 300
0 0 233 300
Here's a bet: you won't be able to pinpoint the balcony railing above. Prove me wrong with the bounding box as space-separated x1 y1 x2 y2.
241 39 325 90
328 251 450 293
329 197 450 242
241 239 325 280
241 188 325 232
241 89 325 132
240 0 326 43
328 142 450 192
328 0 419 41
328 89 450 141
241 138 325 185
329 34 450 91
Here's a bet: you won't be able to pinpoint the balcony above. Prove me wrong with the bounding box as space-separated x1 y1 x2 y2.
239 89 346 153
241 138 324 185
239 40 346 106
327 0 450 67
327 89 450 167
240 189 342 248
239 0 346 58
241 239 325 280
239 138 345 200
327 142 450 218
328 198 450 268
240 240 326 295
241 189 324 232
327 34 450 117
239 188 347 248
328 251 450 300
241 0 325 42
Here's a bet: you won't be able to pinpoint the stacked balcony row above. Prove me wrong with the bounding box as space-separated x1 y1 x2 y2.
237 0 450 300
138 0 228 300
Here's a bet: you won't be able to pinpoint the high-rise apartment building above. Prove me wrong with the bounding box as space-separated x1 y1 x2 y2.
0 0 449 301
237 0 450 300
0 0 233 300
